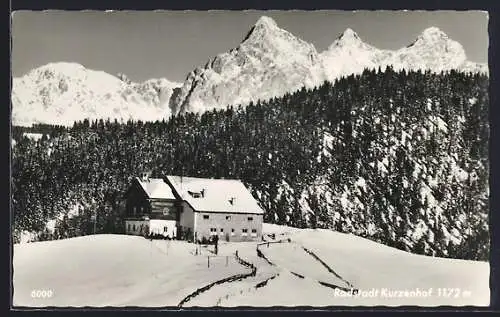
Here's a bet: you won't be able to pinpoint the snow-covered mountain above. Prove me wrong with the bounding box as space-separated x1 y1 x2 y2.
171 17 487 115
170 16 325 114
12 17 487 125
12 62 181 126
389 27 474 72
319 26 485 80
320 28 393 82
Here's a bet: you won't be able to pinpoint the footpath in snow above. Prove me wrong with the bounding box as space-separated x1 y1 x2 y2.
183 241 279 307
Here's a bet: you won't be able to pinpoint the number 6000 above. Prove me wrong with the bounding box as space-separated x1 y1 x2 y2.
30 289 53 298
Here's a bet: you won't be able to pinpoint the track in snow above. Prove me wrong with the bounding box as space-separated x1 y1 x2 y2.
259 240 358 294
182 238 358 307
177 252 256 307
181 244 280 307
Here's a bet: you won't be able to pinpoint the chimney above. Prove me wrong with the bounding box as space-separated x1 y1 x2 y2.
201 188 206 198
141 171 151 182
229 197 235 205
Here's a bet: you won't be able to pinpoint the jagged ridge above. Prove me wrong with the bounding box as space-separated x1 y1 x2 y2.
171 17 488 115
12 17 488 126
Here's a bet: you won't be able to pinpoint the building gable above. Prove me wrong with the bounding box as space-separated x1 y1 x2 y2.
136 177 176 200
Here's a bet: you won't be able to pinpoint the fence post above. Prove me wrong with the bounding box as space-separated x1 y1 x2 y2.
208 256 210 268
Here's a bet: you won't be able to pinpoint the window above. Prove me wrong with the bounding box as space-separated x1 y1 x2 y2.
226 215 231 221
251 229 257 237
210 228 217 235
133 224 136 231
242 229 248 233
188 191 202 198
247 217 253 221
242 228 248 236
231 228 235 236
203 215 209 220
164 226 168 233
220 228 224 232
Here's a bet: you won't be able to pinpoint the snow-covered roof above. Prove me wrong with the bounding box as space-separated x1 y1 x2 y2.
136 177 176 200
22 132 45 141
165 175 264 214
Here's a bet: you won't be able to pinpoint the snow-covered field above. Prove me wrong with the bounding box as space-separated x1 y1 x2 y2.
13 235 249 307
13 224 489 307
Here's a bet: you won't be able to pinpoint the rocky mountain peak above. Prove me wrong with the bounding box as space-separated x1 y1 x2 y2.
327 28 374 52
240 15 314 54
339 28 360 41
418 27 449 42
254 15 278 29
241 16 280 43
408 27 457 50
399 26 467 71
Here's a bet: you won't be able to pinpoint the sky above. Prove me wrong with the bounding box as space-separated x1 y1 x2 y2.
11 10 489 83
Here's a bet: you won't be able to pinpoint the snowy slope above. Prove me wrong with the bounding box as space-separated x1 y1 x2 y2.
12 62 181 127
253 224 489 306
13 235 248 307
171 17 487 115
13 225 489 307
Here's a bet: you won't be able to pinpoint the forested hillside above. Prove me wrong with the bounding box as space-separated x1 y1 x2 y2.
11 67 489 260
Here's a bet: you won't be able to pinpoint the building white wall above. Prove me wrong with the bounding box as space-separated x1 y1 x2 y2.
193 212 263 242
125 220 149 236
125 219 176 238
149 219 177 238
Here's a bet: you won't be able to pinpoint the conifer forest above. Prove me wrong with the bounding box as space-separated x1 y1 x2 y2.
11 67 489 261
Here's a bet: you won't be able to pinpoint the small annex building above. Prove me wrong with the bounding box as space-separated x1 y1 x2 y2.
124 173 264 242
124 172 179 239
